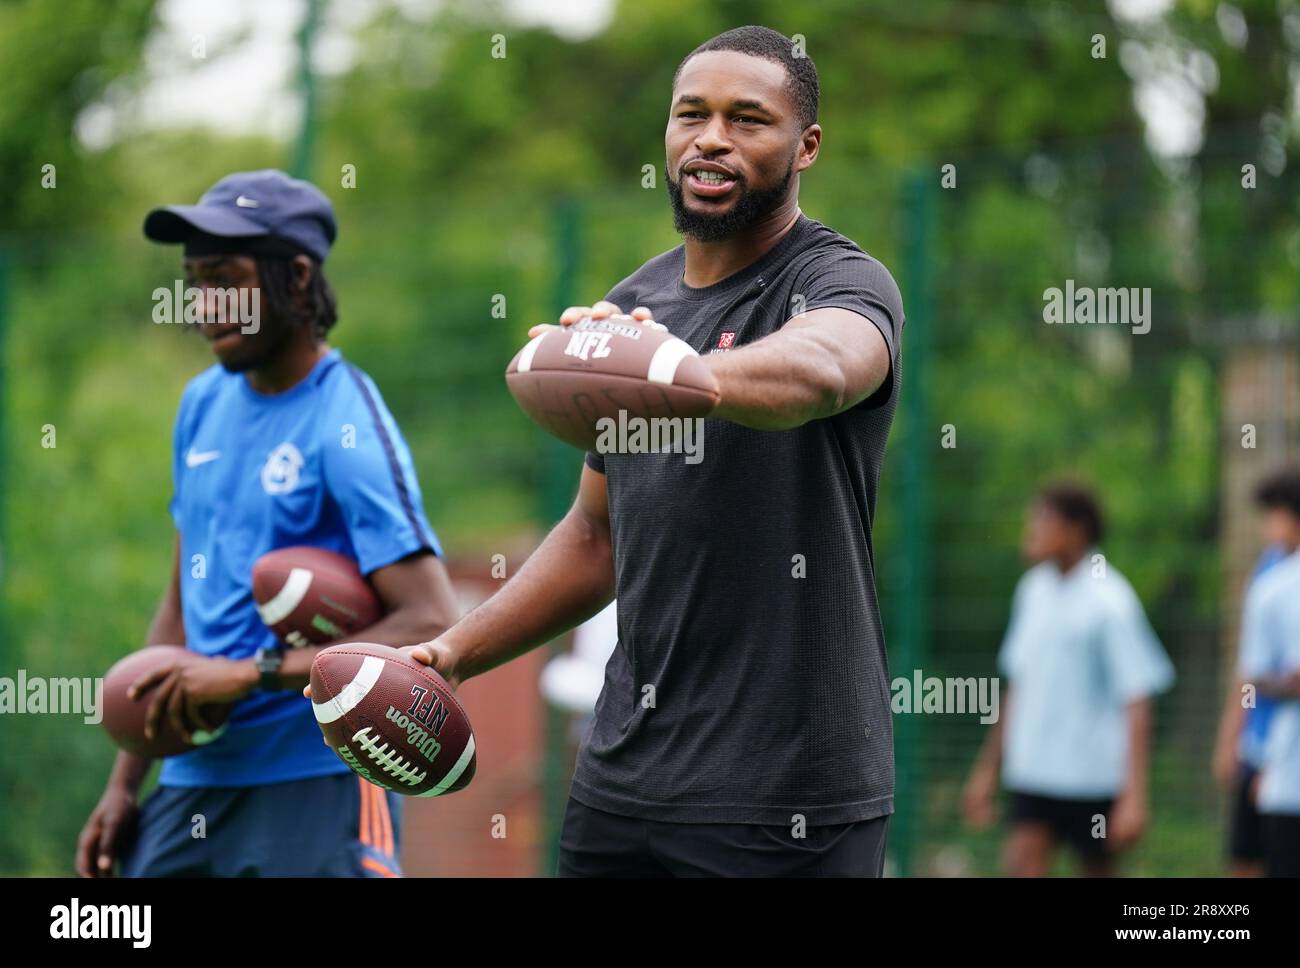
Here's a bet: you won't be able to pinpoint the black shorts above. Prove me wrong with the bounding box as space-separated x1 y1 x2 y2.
1228 764 1267 864
556 796 889 877
1264 813 1300 878
1008 791 1114 860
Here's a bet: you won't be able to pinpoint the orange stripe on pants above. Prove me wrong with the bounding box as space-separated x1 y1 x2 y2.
358 776 373 848
374 786 394 858
361 856 398 878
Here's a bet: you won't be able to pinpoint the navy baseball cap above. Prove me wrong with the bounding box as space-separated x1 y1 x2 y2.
143 169 337 263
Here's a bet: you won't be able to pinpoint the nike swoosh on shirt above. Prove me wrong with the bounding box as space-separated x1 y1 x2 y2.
186 449 221 467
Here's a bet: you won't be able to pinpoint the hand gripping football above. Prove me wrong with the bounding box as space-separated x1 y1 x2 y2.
310 643 476 797
505 315 720 450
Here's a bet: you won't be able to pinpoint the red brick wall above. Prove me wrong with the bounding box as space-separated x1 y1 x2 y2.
399 565 555 877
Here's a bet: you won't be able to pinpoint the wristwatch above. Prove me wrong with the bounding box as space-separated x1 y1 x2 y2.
254 644 286 691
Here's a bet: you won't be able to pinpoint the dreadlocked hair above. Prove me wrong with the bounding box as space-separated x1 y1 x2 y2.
254 254 338 338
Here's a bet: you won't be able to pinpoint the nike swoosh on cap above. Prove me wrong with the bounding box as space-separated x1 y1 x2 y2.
235 195 260 208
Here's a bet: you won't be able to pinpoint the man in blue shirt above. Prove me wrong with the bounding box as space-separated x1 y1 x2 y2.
1233 467 1300 878
1212 469 1295 877
963 483 1174 876
75 170 458 877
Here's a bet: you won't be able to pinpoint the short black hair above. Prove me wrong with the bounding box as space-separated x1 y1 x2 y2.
673 25 820 132
1037 481 1105 545
255 254 338 338
1255 465 1300 518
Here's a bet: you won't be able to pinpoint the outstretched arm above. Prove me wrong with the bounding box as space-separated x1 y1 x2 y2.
705 307 892 430
407 463 616 688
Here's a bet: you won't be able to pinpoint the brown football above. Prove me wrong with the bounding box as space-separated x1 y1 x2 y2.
101 645 232 758
505 314 720 451
310 643 476 797
252 546 382 648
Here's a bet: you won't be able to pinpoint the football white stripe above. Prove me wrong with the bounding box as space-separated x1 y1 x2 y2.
256 567 313 626
313 656 386 725
515 333 547 373
419 733 476 797
646 338 696 385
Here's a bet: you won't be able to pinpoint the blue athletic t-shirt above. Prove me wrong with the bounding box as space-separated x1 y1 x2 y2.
1238 548 1300 813
1239 545 1285 767
160 348 441 788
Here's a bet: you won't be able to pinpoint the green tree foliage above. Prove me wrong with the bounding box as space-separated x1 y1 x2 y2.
0 0 156 236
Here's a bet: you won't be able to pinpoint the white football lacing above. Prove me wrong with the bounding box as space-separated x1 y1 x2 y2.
352 726 428 787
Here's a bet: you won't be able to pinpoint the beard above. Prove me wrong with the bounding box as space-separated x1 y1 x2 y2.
666 157 794 242
211 311 296 373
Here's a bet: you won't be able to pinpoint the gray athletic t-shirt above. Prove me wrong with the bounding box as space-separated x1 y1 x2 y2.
573 213 904 825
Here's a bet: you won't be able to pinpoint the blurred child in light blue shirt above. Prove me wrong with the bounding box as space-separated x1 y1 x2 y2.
964 482 1173 876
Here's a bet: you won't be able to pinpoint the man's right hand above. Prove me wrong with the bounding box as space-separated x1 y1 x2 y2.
300 638 463 707
403 638 463 691
76 784 139 878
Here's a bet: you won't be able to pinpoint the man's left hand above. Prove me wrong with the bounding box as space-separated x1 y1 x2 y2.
130 653 256 743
